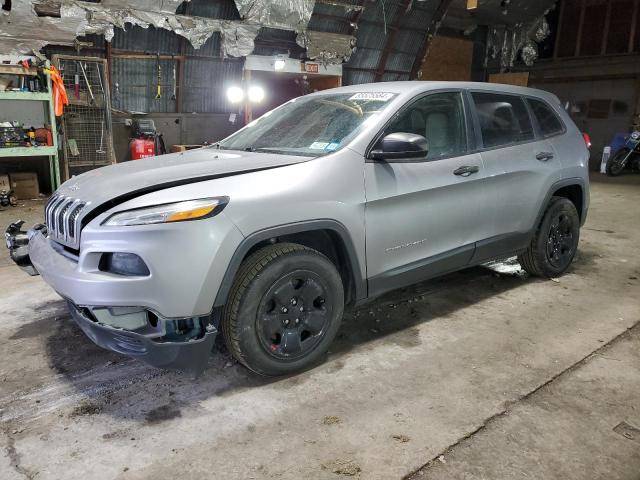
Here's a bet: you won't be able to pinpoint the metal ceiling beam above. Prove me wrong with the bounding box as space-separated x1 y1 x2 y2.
409 0 455 80
374 0 412 82
344 65 409 75
316 0 365 10
312 12 428 35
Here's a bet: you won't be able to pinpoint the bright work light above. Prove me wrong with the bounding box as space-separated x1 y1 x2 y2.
226 86 244 103
248 85 265 103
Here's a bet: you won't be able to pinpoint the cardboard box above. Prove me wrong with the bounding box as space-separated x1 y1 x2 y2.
9 172 40 199
0 174 9 192
170 144 202 153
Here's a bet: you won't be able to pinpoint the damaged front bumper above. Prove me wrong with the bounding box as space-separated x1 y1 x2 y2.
5 221 218 372
67 302 218 371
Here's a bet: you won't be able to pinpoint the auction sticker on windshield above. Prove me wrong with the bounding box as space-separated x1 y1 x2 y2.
348 92 395 101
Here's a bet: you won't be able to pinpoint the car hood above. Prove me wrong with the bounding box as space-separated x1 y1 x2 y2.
56 148 311 208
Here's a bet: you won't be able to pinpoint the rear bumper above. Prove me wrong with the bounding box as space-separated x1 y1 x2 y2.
67 301 217 371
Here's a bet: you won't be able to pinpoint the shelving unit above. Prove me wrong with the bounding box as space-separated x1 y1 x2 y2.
0 62 61 191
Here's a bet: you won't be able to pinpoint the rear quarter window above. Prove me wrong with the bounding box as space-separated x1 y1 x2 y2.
471 92 534 148
528 98 565 137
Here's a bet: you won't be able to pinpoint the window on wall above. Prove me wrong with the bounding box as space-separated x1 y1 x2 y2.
471 92 534 148
528 99 564 137
607 0 635 54
611 100 629 116
383 92 467 160
587 99 612 119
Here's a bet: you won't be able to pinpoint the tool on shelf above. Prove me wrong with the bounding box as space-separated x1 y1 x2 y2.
74 63 80 100
79 61 95 105
171 63 177 101
155 53 162 100
96 63 106 155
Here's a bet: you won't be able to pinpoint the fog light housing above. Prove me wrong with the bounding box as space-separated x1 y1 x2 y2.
100 252 150 276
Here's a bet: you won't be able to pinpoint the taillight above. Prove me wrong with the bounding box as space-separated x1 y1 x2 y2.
582 132 592 149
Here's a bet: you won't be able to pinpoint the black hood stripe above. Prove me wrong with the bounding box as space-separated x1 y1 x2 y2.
80 163 292 229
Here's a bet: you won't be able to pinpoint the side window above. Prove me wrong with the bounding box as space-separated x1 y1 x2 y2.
383 92 467 160
471 92 534 148
528 98 565 136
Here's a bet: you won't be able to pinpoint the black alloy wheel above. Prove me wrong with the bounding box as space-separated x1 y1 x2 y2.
546 211 576 270
257 271 332 360
518 196 580 278
222 242 344 376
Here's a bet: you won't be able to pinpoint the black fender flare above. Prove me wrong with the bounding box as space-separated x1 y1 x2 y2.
213 219 366 308
535 177 588 229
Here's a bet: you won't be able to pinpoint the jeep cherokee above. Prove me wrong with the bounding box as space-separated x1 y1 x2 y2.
6 82 589 376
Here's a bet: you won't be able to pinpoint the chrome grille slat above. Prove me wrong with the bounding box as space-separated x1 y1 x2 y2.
57 200 73 236
48 196 65 234
68 202 85 239
45 195 88 249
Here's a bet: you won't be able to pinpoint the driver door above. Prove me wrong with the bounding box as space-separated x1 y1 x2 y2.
364 91 488 296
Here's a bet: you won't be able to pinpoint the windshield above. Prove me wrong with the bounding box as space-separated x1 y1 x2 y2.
218 92 398 157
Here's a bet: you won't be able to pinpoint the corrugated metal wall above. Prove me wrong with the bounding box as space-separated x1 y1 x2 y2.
46 0 442 113
343 0 438 85
109 0 243 114
182 59 244 113
111 57 178 113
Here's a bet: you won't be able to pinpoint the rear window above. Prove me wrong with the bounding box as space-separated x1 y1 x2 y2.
471 92 534 148
528 98 565 136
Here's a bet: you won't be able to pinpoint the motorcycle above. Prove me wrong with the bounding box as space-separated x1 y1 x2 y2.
606 130 640 176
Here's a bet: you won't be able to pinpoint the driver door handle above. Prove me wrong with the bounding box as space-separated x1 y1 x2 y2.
453 165 480 177
536 151 554 161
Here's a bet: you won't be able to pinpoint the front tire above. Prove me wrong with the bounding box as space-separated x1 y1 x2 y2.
606 148 630 176
518 197 580 278
221 243 344 376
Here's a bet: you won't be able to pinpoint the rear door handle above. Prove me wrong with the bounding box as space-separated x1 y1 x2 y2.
536 152 554 161
453 165 480 177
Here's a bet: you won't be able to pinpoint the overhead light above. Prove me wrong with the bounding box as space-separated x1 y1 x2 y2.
274 55 287 71
226 86 244 103
248 85 265 103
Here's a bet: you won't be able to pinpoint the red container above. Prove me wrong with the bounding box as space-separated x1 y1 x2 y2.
130 138 155 160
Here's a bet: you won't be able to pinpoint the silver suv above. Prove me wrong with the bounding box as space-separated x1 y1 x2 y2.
7 82 589 376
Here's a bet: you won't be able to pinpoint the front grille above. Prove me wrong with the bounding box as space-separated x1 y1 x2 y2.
45 195 88 248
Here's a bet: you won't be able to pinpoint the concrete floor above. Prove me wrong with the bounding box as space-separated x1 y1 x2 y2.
0 173 638 480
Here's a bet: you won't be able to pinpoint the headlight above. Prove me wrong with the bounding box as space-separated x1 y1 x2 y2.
103 197 228 227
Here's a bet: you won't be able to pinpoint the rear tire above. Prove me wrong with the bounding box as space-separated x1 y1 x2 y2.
606 148 630 176
221 243 344 376
518 197 580 278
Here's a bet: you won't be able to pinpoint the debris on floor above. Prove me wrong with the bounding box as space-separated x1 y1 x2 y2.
321 459 362 476
322 415 341 425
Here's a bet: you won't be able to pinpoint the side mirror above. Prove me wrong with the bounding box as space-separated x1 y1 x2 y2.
370 132 429 162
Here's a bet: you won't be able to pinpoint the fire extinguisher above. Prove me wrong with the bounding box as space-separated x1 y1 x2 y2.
129 119 166 160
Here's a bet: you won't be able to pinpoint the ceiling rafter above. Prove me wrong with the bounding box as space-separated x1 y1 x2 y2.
374 0 413 81
409 0 455 79
312 12 429 35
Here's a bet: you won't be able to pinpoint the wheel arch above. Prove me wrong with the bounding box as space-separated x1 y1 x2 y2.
213 220 366 308
536 178 587 228
552 183 585 222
